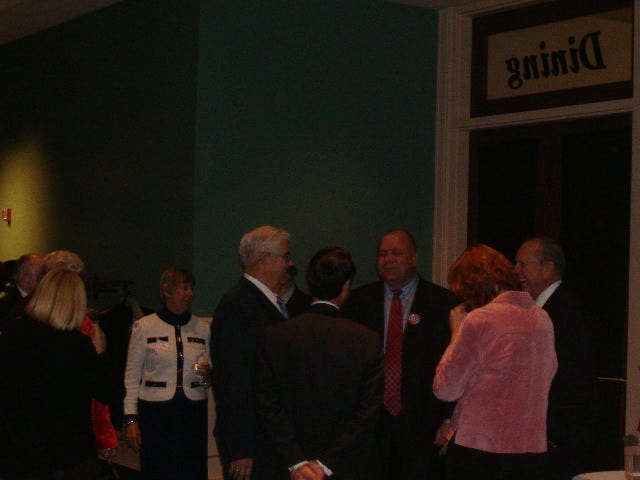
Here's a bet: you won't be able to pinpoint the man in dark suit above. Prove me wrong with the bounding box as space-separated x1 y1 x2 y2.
0 253 43 327
515 237 596 480
212 226 295 480
256 247 383 480
343 229 457 479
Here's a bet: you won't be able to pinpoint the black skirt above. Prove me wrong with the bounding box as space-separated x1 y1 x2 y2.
138 390 208 480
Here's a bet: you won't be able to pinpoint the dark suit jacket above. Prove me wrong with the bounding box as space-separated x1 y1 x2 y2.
0 282 20 312
255 303 383 480
285 285 311 318
0 283 25 330
0 316 122 478
211 276 287 465
343 277 457 457
542 282 597 464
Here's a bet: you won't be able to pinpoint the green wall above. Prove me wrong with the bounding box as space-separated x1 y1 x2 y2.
194 2 439 313
0 1 439 315
0 0 199 311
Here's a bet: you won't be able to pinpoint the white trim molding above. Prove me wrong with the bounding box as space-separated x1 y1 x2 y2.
627 0 640 437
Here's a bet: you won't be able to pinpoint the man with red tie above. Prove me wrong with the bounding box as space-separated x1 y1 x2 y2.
343 229 457 479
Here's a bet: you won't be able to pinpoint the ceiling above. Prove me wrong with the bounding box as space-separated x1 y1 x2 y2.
0 0 121 46
0 0 475 47
387 0 477 8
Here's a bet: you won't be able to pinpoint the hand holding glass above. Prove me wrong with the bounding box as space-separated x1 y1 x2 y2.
193 353 211 388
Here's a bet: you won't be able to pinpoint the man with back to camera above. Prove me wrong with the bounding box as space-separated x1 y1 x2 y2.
211 225 295 480
515 237 597 479
343 229 458 479
0 253 43 328
256 247 383 480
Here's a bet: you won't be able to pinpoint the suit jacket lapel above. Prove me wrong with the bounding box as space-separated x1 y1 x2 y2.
372 282 386 337
408 276 429 316
239 276 283 318
541 282 565 313
403 278 432 353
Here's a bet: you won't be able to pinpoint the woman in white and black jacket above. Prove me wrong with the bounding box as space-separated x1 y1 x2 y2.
123 268 211 480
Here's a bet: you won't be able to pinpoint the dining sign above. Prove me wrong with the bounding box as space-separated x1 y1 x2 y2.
486 7 632 100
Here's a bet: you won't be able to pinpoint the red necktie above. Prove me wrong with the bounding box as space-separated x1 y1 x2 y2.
384 289 403 415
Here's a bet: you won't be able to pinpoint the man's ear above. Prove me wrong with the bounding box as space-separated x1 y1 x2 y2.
542 260 556 279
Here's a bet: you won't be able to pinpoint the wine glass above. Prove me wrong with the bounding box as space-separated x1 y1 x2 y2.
193 352 211 388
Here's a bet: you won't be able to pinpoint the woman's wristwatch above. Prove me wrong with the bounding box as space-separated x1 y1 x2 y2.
122 415 138 428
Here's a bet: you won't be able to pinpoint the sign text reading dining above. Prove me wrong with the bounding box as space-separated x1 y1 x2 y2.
505 31 605 90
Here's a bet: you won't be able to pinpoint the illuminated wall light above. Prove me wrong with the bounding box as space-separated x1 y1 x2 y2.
0 133 52 259
1 207 11 226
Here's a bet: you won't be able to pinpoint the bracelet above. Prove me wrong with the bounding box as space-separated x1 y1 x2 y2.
123 416 138 427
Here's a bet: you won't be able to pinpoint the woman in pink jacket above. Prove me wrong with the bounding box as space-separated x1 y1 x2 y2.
433 244 557 480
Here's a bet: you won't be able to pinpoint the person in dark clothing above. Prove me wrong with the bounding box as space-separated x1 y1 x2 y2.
0 268 121 480
515 237 597 480
0 253 43 328
256 247 383 480
211 226 294 480
343 230 457 480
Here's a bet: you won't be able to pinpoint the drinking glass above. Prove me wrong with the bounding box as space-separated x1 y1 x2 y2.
193 352 211 388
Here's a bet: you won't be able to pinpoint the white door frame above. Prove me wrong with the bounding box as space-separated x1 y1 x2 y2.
431 0 640 434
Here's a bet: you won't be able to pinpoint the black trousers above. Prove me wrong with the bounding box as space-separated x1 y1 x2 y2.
377 410 445 480
446 441 544 480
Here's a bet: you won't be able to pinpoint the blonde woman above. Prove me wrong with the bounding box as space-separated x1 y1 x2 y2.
0 269 120 479
42 249 118 460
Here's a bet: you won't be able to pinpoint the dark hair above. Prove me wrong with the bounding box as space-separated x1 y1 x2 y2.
306 247 356 300
533 237 566 277
448 244 519 311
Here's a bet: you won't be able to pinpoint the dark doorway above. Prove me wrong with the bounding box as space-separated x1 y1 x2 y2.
468 115 631 471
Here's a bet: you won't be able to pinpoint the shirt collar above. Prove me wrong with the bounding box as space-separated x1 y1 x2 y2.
535 280 562 307
244 273 279 308
384 274 419 298
312 300 340 310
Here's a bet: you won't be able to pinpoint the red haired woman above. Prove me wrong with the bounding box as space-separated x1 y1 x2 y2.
434 245 557 480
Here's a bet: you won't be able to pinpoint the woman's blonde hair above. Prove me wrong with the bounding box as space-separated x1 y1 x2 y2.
25 268 87 331
41 250 85 275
